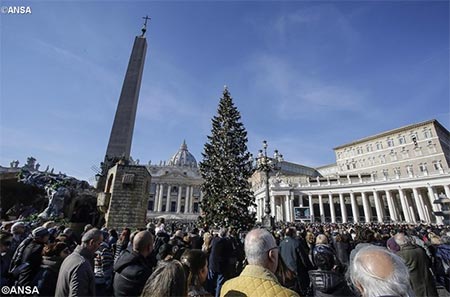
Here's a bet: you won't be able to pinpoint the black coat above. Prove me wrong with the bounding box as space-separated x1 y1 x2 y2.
334 242 350 267
309 270 356 297
279 236 314 296
113 251 152 297
16 240 45 287
208 236 232 274
190 234 204 250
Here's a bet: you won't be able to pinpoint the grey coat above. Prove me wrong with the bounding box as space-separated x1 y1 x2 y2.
397 244 438 297
55 245 96 297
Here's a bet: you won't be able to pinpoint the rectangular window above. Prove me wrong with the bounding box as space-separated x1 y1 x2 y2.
193 202 199 213
428 142 437 153
148 200 154 211
424 129 433 139
390 152 398 161
406 165 413 175
433 162 439 170
411 133 418 146
387 139 394 147
398 136 406 145
419 164 427 173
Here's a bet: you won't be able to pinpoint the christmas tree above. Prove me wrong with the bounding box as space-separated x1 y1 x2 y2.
199 87 256 230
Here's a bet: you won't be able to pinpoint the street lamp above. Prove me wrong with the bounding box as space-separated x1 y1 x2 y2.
254 140 283 229
433 193 450 224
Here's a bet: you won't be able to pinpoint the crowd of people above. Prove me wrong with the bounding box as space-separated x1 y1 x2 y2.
1 217 450 297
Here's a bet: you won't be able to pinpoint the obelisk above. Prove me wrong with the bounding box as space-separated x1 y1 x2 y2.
105 20 148 161
96 17 152 230
97 17 150 191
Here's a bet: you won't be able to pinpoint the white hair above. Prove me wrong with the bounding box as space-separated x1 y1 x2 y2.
393 233 410 246
349 245 414 297
244 228 274 267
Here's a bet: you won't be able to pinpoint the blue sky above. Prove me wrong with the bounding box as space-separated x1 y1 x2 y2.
1 1 449 182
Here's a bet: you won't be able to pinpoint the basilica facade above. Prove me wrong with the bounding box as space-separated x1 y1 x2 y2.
251 119 450 224
145 141 203 220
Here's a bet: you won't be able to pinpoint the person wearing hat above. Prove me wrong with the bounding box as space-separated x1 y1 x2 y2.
10 221 26 253
10 226 50 287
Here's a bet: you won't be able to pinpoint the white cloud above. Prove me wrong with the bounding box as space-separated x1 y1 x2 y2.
247 53 367 118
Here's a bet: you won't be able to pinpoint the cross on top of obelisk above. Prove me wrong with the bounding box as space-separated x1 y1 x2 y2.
141 15 151 37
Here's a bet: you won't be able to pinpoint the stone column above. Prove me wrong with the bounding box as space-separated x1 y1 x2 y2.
444 185 450 199
166 185 172 212
350 192 359 223
184 186 190 214
339 193 347 223
259 198 264 221
177 186 182 213
157 184 164 212
412 188 426 222
385 190 397 222
428 186 443 224
189 186 194 213
271 194 276 218
419 191 431 223
319 194 325 223
398 188 412 223
372 191 384 223
290 193 295 222
154 184 160 211
285 195 290 221
309 194 315 222
362 192 371 223
329 194 336 223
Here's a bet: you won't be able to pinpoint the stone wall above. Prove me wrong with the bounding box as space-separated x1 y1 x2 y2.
104 164 151 230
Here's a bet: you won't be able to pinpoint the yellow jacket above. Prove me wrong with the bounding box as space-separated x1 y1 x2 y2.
220 265 300 297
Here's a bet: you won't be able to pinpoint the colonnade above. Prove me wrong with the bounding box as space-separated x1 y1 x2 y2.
152 184 201 214
255 182 450 224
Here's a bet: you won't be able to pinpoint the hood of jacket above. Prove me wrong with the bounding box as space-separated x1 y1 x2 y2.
309 270 347 294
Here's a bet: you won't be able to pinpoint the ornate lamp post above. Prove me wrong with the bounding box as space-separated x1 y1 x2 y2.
255 140 283 229
433 193 450 225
